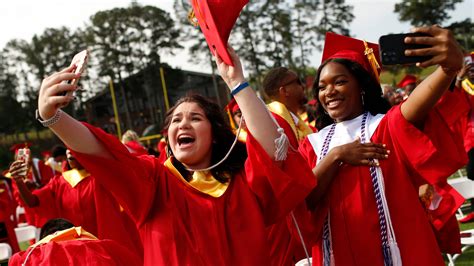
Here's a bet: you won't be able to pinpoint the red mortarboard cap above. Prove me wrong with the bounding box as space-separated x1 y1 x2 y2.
190 0 248 66
9 142 31 154
307 99 318 106
465 52 474 66
397 74 417 88
224 98 240 130
321 32 382 81
225 98 240 114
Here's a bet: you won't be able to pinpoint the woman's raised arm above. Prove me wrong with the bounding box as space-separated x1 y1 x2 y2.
37 65 112 159
400 26 464 127
215 47 280 159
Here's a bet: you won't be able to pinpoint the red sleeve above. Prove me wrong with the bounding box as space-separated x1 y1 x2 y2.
436 86 471 128
70 123 160 226
23 178 59 227
293 138 327 242
244 133 316 225
382 105 467 185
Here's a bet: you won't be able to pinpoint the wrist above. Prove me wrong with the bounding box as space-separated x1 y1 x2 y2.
228 77 246 89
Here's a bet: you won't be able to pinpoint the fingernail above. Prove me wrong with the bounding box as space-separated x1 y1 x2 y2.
405 50 411 56
382 144 386 148
410 27 416 32
384 154 389 158
387 150 391 154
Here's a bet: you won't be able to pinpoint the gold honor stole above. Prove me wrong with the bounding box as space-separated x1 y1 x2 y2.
267 101 314 141
164 158 229 197
462 79 474 96
62 169 90 188
32 227 98 248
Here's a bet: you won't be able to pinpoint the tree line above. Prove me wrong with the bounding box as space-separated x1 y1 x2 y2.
0 0 471 137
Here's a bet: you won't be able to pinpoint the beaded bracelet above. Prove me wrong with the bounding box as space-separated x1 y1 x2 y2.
231 81 249 96
36 109 63 127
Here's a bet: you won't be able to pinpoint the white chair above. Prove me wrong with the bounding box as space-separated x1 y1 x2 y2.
447 229 474 266
15 206 28 227
14 225 38 245
448 177 474 219
295 257 312 266
0 242 12 261
446 177 474 265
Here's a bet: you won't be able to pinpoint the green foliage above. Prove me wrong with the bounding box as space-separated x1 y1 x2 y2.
447 18 474 51
86 5 182 81
394 0 463 26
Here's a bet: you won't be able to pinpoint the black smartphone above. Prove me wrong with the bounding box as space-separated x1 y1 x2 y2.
379 33 432 66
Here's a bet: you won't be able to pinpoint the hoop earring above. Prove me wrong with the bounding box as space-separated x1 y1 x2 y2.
361 91 365 107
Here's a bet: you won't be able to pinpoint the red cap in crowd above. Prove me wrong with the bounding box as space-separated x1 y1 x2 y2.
397 74 417 88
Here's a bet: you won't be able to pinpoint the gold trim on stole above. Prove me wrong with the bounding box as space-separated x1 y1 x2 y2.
62 169 90 188
267 101 313 141
164 158 229 198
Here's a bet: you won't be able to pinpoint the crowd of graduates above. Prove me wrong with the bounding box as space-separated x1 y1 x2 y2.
1 1 474 265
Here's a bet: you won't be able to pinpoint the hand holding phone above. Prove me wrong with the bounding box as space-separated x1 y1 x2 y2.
15 148 30 177
379 33 432 66
58 50 89 107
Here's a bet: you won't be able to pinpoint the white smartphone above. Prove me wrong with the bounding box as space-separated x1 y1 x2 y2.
15 148 30 177
59 50 89 107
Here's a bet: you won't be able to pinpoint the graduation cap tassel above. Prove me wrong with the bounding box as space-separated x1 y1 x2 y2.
363 40 381 83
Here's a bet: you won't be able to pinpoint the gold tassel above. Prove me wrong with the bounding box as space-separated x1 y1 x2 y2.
188 9 199 27
226 109 237 130
363 40 381 82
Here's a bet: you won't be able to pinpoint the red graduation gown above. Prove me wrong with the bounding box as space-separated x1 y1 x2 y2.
298 106 467 266
21 173 143 257
0 180 20 253
72 123 316 266
9 239 141 266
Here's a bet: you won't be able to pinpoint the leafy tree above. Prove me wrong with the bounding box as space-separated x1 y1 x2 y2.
394 0 463 26
85 4 182 128
447 18 474 51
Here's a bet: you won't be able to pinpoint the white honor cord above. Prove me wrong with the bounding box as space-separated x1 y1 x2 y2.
291 211 312 266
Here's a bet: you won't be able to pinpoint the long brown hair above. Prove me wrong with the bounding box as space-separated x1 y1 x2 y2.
163 94 247 183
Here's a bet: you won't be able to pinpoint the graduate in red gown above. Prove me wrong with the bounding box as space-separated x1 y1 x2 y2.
0 178 20 253
8 149 143 258
9 218 141 266
297 27 466 265
35 41 315 266
260 67 317 265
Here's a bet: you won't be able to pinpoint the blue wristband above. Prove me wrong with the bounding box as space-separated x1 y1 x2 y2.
231 81 249 96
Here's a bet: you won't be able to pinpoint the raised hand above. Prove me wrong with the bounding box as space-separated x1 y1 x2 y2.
215 46 245 89
38 65 80 120
404 26 463 74
9 160 28 181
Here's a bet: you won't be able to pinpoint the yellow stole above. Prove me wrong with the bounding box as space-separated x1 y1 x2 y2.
32 227 98 248
267 101 313 141
62 169 90 188
164 158 229 198
462 79 474 96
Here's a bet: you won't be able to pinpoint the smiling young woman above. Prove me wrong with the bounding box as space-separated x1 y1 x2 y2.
297 27 467 266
